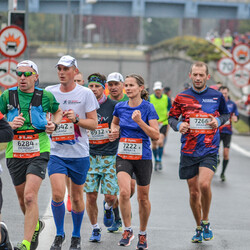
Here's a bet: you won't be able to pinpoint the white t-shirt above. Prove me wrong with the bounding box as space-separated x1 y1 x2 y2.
46 84 99 158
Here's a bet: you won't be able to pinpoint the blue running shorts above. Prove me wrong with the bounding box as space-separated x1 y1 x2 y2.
179 153 217 180
48 155 90 185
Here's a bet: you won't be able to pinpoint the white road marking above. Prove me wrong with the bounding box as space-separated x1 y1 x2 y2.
231 142 250 158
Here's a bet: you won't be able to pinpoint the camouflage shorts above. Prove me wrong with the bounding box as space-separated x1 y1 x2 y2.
84 155 119 195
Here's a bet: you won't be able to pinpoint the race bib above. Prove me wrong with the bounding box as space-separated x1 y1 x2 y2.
51 117 75 141
118 138 142 160
13 134 40 158
189 113 213 134
88 123 109 145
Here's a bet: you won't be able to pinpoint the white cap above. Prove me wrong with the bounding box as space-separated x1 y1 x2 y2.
153 81 163 90
17 60 39 74
56 55 78 68
107 72 124 83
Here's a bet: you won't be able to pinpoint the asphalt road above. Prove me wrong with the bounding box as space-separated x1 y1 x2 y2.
1 130 250 250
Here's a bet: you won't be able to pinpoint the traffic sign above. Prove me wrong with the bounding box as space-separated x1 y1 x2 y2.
232 67 250 88
0 58 18 88
232 44 250 66
217 57 236 75
0 25 27 58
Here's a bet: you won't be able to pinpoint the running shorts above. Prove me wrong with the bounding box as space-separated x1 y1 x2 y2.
160 125 167 135
220 133 231 148
116 156 152 186
48 155 90 185
84 155 119 195
7 152 49 186
179 153 217 180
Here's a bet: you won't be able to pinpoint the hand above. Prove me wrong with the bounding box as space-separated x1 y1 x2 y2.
132 110 141 123
179 122 189 135
232 113 238 123
108 128 119 142
206 115 218 129
11 113 25 130
64 110 76 123
45 121 56 134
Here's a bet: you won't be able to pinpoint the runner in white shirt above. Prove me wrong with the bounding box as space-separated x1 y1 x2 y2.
46 55 99 250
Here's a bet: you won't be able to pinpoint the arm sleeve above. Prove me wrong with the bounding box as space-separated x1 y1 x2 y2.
0 114 14 142
168 95 182 131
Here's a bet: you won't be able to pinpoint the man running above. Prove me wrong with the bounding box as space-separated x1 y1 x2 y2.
0 60 62 250
46 55 98 250
84 73 119 242
149 81 170 171
218 86 239 181
169 61 229 243
106 72 136 233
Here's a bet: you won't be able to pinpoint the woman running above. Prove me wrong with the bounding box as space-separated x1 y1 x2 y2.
109 74 159 250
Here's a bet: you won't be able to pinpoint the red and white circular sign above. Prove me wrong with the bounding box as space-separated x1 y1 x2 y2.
0 25 27 58
233 67 250 88
0 59 18 88
217 57 236 75
232 44 250 66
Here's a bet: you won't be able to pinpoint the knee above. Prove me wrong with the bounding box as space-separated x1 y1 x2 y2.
24 192 36 207
105 195 117 205
119 189 130 201
86 193 97 205
200 182 210 194
52 191 64 203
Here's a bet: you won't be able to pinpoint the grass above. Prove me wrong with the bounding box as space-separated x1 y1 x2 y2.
233 119 250 134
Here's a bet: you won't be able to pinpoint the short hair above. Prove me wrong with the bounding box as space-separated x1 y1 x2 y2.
219 86 229 91
190 61 209 75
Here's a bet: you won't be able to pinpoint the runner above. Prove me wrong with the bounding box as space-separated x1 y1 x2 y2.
169 61 230 243
0 112 14 249
84 73 119 242
149 81 170 171
106 72 136 234
0 60 62 250
218 86 239 182
109 74 159 249
46 55 99 250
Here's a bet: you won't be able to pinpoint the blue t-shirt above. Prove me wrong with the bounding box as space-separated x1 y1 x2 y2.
113 99 159 160
219 99 239 135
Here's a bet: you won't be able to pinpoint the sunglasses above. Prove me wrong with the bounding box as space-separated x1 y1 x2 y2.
16 71 36 77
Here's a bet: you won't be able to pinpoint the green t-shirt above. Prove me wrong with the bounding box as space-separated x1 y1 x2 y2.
108 93 129 102
0 88 59 158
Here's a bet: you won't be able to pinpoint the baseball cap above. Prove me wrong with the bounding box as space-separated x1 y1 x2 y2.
56 55 78 68
153 81 163 90
17 60 39 74
107 72 124 83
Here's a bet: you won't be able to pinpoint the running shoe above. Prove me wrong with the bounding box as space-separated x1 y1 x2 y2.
50 235 65 250
158 162 162 170
191 227 202 243
67 195 72 212
103 201 114 227
118 229 134 246
0 222 13 250
201 221 213 241
69 237 81 250
220 173 226 182
14 243 27 250
30 219 45 250
89 228 101 242
136 234 148 250
154 161 158 171
107 219 122 233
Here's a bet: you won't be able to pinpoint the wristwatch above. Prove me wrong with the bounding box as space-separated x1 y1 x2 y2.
52 122 58 131
73 116 80 124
